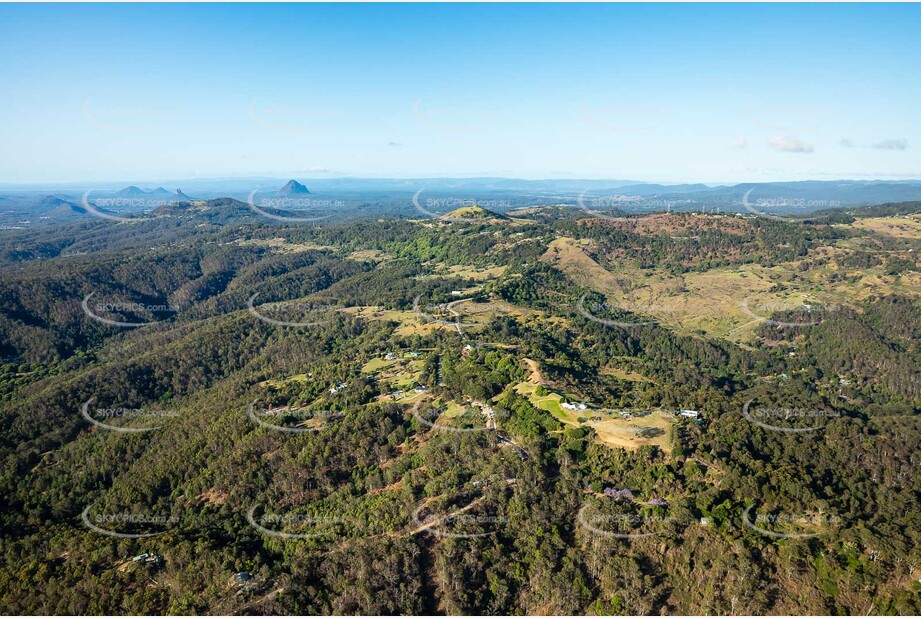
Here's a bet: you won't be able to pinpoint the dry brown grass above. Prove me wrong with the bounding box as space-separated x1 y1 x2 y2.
541 233 921 343
346 249 396 262
234 237 334 252
847 215 921 239
580 212 754 237
588 410 674 453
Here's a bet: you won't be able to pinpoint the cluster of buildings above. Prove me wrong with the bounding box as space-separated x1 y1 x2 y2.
386 384 427 400
559 398 704 425
384 350 421 361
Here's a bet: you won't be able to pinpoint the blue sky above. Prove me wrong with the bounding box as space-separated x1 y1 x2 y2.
1 3 919 184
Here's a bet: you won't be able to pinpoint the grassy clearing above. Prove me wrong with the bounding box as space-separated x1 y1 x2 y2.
847 216 921 239
347 249 396 263
540 236 775 340
515 382 568 418
260 373 311 388
362 357 396 373
447 298 535 328
341 306 441 336
443 401 468 417
514 381 673 452
362 354 426 392
543 234 921 343
235 238 335 252
587 410 674 452
601 366 654 383
440 264 507 281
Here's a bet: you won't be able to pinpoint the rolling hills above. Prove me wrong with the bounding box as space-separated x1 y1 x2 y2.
0 198 920 614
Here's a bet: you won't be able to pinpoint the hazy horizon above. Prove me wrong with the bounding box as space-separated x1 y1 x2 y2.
4 174 921 193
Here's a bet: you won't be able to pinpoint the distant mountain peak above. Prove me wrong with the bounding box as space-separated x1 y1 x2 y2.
174 188 192 200
115 186 148 196
51 202 90 216
277 180 310 196
40 195 74 207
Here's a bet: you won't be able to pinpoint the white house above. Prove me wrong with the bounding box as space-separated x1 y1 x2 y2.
678 409 700 419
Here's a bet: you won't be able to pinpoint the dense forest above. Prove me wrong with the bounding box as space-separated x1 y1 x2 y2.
1 199 920 615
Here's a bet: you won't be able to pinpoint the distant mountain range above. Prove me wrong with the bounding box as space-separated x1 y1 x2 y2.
1 178 920 227
3 176 921 195
113 186 191 199
620 180 921 204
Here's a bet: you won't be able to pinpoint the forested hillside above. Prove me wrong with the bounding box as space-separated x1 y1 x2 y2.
1 200 920 615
